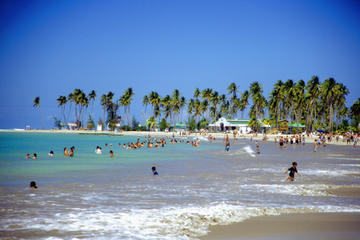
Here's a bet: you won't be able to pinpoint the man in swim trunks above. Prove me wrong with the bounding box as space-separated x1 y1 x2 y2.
285 162 301 181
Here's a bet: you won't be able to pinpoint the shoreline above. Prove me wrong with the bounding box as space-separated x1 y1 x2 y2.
201 212 360 240
0 129 355 146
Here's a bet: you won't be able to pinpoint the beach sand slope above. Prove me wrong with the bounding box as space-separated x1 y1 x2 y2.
201 213 360 240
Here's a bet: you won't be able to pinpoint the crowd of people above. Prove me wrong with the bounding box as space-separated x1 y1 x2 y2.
26 131 358 189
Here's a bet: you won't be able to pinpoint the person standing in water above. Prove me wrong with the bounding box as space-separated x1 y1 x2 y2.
285 162 301 181
64 147 69 156
225 134 230 151
255 141 260 154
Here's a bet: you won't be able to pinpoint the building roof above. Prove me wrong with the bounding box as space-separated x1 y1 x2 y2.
288 123 306 128
172 123 187 128
228 120 250 124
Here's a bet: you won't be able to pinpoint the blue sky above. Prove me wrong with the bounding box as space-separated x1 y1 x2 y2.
0 0 359 129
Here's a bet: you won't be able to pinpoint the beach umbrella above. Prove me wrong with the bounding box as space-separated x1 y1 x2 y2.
316 129 325 133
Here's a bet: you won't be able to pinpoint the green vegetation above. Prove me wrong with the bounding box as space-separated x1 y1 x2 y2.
35 76 358 132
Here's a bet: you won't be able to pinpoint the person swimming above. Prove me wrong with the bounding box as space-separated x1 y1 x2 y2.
49 151 54 157
69 146 75 157
64 147 69 156
152 166 158 175
95 146 102 154
110 150 114 158
30 181 37 189
32 153 37 159
285 162 301 181
26 153 31 159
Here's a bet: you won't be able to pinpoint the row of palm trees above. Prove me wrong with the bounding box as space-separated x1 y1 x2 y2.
33 76 358 132
140 76 354 132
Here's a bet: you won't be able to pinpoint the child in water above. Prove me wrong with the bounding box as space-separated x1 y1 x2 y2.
152 166 158 175
30 181 38 189
255 143 260 154
285 162 301 181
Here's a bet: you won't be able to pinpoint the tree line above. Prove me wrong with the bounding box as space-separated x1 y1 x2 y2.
33 76 360 132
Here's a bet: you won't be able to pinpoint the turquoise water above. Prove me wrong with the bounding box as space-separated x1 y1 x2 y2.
0 132 221 187
0 132 360 240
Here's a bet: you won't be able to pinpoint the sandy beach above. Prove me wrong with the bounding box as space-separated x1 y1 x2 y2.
0 129 354 146
201 212 360 240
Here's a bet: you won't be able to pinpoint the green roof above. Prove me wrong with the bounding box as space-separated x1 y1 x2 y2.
288 123 305 128
172 123 187 128
227 119 250 124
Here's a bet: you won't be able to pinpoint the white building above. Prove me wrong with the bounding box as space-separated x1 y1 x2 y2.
96 121 103 131
209 117 251 133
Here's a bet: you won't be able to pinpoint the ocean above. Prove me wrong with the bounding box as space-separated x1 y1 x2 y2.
0 132 359 239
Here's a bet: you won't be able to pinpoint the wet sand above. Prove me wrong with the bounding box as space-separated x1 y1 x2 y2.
201 212 360 240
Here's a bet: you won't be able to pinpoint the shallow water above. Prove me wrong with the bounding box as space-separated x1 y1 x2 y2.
0 132 359 239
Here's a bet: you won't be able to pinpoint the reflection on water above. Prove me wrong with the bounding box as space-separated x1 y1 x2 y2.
0 133 359 239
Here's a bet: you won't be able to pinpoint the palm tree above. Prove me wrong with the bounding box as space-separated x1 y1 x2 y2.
78 92 89 128
120 88 134 126
293 80 305 132
333 83 349 131
239 90 249 119
210 91 220 121
282 80 296 121
179 96 186 123
249 82 266 131
146 116 157 130
67 93 74 125
88 90 96 120
350 98 360 129
142 95 149 122
100 92 114 128
171 89 182 124
201 88 213 102
229 97 240 118
161 95 172 121
100 94 107 125
305 76 320 131
320 78 338 132
193 99 202 121
227 82 238 102
187 98 194 116
268 80 283 128
33 96 44 129
56 96 67 127
148 91 161 118
200 100 209 119
194 88 200 99
72 89 82 125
